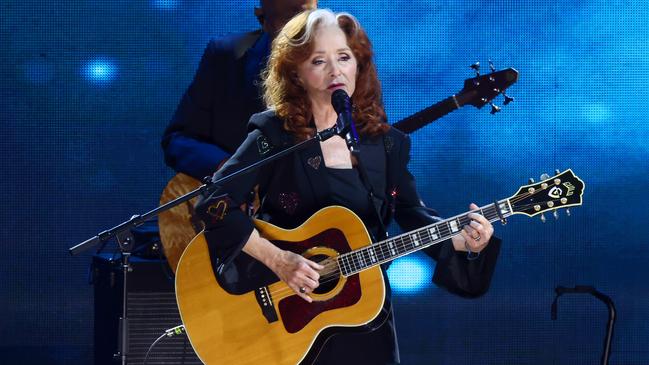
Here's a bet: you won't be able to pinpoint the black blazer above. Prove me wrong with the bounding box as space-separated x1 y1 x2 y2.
197 110 501 298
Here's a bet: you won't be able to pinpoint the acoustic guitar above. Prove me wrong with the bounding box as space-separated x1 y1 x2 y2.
159 67 519 272
175 169 584 365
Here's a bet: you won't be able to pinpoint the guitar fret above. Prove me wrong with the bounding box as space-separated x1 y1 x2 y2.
338 255 347 276
361 250 369 269
368 249 375 263
395 236 405 254
498 201 510 217
348 253 357 273
340 200 515 275
387 240 395 256
428 225 440 240
448 219 460 233
401 235 409 252
375 243 386 262
353 252 361 271
359 250 366 269
458 215 470 228
352 251 360 269
411 233 420 247
342 254 351 275
368 247 377 263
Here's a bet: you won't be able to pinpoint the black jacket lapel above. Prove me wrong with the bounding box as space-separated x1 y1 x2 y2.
297 141 328 208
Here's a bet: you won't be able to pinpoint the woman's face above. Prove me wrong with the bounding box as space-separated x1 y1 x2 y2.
297 25 357 108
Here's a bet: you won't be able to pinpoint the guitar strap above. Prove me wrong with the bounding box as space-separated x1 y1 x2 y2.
354 135 402 364
353 137 390 242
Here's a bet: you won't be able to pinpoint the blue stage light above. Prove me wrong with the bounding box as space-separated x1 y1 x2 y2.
153 0 177 10
582 103 612 123
386 254 434 295
83 59 118 84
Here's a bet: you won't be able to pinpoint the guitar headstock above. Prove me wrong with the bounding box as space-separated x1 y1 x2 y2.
457 61 519 114
507 169 584 219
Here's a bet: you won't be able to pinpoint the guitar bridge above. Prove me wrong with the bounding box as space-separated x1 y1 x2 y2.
254 286 278 323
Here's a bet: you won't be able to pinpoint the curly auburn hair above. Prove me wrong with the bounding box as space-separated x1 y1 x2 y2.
262 9 390 141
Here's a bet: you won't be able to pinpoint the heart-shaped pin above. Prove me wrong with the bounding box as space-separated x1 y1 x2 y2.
307 156 321 170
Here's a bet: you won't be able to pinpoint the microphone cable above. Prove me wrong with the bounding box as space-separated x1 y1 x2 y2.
143 324 186 365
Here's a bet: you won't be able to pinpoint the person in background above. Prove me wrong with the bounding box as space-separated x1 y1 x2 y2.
162 0 318 180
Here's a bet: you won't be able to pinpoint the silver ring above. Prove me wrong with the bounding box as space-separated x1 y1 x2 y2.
473 234 481 241
299 287 306 294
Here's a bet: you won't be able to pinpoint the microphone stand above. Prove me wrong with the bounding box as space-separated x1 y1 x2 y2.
551 285 616 365
69 125 341 365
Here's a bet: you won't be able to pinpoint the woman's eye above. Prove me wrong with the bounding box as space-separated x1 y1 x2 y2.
312 59 324 65
339 54 350 61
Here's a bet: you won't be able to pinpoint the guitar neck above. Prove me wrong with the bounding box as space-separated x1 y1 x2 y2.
391 95 462 134
338 200 512 276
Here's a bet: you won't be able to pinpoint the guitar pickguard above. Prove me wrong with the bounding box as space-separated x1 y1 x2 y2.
271 228 362 334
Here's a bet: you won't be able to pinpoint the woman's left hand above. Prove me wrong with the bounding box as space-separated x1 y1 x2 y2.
451 203 494 254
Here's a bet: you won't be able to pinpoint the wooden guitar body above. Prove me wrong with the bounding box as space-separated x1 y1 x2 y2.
158 173 203 273
175 206 387 365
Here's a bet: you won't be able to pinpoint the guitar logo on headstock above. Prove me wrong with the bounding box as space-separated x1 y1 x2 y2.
508 169 585 218
548 186 563 199
563 182 576 197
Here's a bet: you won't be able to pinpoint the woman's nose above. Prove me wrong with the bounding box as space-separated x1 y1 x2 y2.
328 61 342 77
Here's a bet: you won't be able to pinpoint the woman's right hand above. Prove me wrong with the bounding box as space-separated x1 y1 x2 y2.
269 249 324 303
241 229 324 302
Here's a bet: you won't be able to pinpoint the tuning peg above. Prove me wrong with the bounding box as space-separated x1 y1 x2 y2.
502 93 514 105
488 59 496 72
553 210 559 220
555 169 561 175
540 213 546 223
490 103 501 114
528 178 535 183
470 61 480 76
566 208 571 216
540 173 550 180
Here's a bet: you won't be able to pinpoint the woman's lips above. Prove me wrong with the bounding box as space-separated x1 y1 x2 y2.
327 83 345 90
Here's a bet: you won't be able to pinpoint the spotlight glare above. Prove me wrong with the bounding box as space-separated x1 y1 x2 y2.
386 254 433 295
83 59 117 84
153 0 177 10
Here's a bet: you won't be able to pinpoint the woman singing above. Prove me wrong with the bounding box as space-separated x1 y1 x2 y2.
196 9 501 365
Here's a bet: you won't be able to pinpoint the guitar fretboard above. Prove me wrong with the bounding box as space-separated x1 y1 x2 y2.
337 200 512 276
391 96 460 133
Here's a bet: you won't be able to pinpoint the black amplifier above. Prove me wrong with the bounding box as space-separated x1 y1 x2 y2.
92 254 202 365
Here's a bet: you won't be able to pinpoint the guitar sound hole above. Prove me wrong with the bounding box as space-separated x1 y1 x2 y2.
310 254 339 295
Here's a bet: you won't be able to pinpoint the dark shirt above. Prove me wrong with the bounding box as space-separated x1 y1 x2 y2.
325 167 376 229
162 31 270 179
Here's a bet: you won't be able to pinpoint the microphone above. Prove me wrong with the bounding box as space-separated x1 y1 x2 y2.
331 89 359 150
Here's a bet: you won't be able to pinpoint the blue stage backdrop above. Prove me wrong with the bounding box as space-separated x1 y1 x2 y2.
2 0 648 364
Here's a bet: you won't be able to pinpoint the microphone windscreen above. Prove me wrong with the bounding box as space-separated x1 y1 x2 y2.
331 89 350 114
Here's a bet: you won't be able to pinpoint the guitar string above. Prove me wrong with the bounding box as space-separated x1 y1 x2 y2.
269 198 560 299
274 174 580 295
334 193 569 277
268 205 507 298
269 191 567 298
273 177 567 291
267 197 568 299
